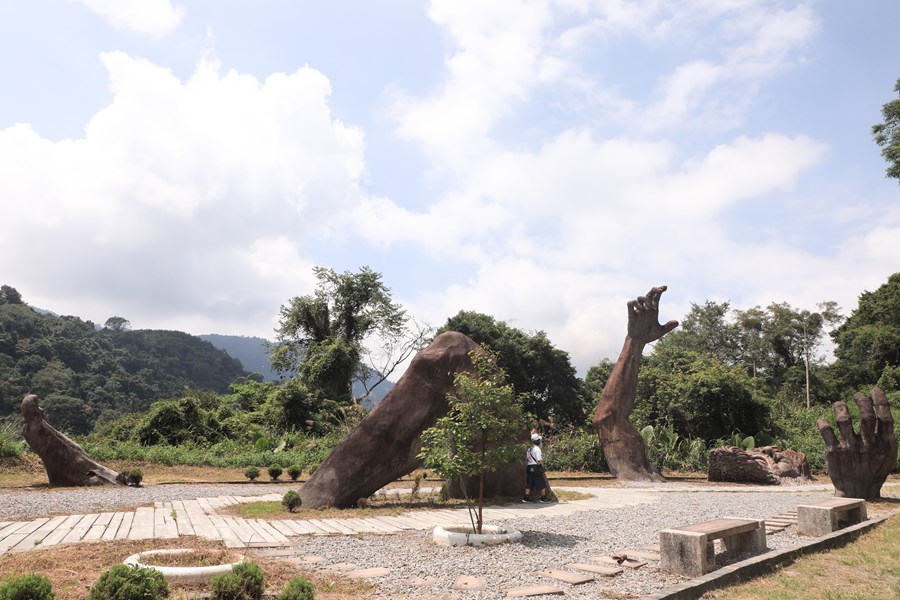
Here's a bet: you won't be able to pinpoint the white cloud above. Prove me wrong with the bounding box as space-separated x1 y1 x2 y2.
72 0 185 38
0 51 367 336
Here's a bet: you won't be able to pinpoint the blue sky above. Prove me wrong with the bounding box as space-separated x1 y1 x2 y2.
1 0 898 376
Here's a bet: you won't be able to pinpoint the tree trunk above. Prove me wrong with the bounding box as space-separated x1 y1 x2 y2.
21 395 125 487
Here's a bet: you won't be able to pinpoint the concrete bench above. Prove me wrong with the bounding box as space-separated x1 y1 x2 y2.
659 518 766 576
797 497 866 536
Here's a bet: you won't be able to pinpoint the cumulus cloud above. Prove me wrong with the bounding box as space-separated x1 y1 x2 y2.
0 51 366 336
72 0 185 38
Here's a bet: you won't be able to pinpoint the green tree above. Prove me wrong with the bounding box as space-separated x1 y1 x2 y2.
652 301 741 365
0 285 23 305
272 267 407 406
418 345 528 534
103 316 131 332
439 311 587 426
832 272 900 390
872 78 900 183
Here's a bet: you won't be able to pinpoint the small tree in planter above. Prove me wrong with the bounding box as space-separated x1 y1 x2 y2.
418 345 528 534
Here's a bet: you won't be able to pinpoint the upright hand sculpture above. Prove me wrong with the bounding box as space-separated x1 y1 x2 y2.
21 394 125 486
817 387 897 499
592 286 678 481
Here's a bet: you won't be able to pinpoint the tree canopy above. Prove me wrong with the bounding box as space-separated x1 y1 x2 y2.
272 266 408 406
438 310 589 427
873 78 900 183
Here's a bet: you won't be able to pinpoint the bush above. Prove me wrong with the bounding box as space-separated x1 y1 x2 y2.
210 573 244 600
282 490 301 512
88 564 169 600
268 464 283 481
126 468 143 486
210 560 264 600
244 466 260 481
287 465 303 481
277 576 315 600
0 573 55 600
543 430 607 472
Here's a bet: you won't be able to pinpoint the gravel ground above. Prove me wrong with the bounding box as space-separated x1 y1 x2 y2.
0 484 885 599
0 483 295 520
295 488 836 599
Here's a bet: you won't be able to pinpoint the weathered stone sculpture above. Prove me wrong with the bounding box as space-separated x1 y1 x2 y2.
708 445 812 485
21 394 125 486
301 331 496 508
592 286 678 481
818 387 897 499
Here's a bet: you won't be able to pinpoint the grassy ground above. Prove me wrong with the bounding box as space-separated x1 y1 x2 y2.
703 512 900 600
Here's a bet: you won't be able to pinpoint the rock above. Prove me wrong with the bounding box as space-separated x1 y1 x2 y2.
707 445 812 485
300 332 479 508
21 394 125 486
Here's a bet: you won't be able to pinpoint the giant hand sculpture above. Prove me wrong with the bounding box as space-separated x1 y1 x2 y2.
817 387 897 499
592 286 678 481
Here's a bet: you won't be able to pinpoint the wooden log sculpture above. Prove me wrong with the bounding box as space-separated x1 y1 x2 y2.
817 387 897 499
21 394 125 486
708 445 812 485
301 331 527 509
592 286 678 481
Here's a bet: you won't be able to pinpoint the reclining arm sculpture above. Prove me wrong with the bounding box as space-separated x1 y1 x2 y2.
22 394 125 486
818 387 897 499
592 286 678 481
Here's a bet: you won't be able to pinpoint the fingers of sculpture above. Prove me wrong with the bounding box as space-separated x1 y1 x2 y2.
662 320 679 335
872 387 895 434
833 401 857 449
817 418 839 452
853 392 877 447
647 285 667 309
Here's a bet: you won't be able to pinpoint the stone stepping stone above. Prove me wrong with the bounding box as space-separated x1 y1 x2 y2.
249 548 302 557
592 556 646 569
642 544 661 552
567 562 622 576
505 584 565 597
453 575 487 590
534 568 594 585
347 567 391 579
619 549 660 561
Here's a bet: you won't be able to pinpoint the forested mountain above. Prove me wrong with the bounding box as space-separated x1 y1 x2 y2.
0 289 248 433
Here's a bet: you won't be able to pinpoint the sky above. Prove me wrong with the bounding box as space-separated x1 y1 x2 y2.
1 0 898 377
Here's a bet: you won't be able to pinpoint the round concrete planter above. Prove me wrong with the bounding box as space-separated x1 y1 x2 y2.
432 524 523 547
124 549 245 584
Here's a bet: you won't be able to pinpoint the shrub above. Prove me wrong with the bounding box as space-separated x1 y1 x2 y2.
127 468 143 486
543 430 607 472
244 466 260 481
268 464 283 481
282 490 301 512
0 573 55 600
210 560 264 600
307 463 319 476
287 465 302 481
88 564 169 600
276 576 315 600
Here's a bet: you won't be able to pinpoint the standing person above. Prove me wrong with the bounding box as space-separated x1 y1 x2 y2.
524 433 550 503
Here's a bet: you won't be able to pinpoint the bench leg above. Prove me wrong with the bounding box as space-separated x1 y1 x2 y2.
721 520 766 554
841 505 867 527
660 530 710 577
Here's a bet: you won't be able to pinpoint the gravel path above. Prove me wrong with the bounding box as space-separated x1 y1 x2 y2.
0 483 295 520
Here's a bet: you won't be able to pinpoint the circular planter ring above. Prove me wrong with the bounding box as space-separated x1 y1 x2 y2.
124 548 245 584
432 524 523 547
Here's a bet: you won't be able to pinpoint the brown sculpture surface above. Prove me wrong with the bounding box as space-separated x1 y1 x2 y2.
21 394 125 486
817 387 897 499
301 331 518 509
592 286 678 481
708 445 812 485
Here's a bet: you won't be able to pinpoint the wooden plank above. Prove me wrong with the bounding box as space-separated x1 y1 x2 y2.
567 563 622 576
672 518 760 538
619 549 661 561
505 584 564 597
62 514 98 544
128 507 154 540
101 513 125 541
171 501 195 536
592 556 647 569
535 568 594 585
115 512 134 540
40 514 83 547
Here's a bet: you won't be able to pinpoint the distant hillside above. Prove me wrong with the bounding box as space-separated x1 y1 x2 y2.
0 299 248 433
199 333 394 408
